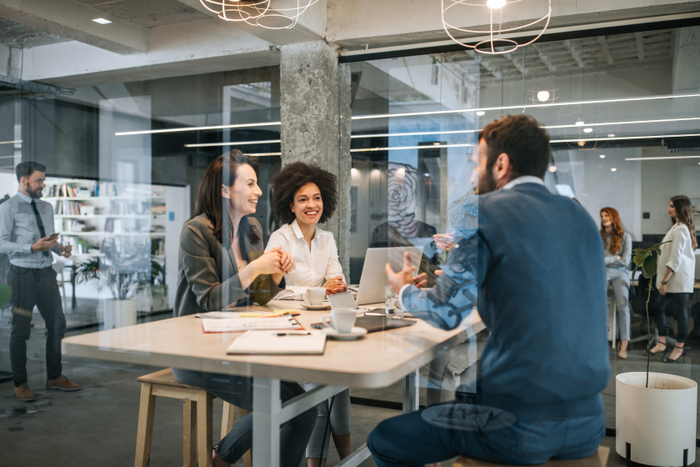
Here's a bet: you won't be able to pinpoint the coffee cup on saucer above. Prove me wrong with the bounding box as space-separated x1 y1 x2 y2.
308 287 326 306
322 308 356 334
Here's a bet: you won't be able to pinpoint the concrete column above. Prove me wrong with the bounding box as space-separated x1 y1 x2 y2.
672 26 700 93
280 41 352 274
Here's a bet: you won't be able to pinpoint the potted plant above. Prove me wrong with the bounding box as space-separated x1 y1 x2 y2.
75 240 153 329
615 242 697 466
135 254 169 314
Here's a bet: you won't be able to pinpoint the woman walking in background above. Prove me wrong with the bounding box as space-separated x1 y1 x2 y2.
647 195 697 363
600 207 632 359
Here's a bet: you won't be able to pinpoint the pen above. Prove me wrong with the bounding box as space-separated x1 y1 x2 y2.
277 332 311 336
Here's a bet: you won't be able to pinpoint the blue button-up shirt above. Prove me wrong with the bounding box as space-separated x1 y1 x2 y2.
0 192 57 269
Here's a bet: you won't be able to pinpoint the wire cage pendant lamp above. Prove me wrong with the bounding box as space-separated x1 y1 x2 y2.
200 0 319 29
442 0 552 54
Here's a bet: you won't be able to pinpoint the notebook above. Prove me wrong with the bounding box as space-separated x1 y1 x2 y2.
227 330 326 355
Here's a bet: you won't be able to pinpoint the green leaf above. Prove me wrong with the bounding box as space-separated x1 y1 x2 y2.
633 251 649 267
652 247 662 256
0 284 11 306
642 255 657 279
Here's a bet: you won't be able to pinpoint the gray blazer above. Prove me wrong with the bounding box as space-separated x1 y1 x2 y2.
174 214 284 317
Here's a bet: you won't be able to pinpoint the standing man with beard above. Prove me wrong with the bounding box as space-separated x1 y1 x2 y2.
368 115 610 466
0 161 81 402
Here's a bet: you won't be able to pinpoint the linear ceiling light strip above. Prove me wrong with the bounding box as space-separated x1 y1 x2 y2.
115 121 280 136
552 133 700 143
184 140 281 148
625 156 700 161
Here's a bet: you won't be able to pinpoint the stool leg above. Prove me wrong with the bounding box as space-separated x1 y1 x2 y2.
135 383 156 467
221 401 236 439
239 408 252 467
183 400 196 467
197 391 214 467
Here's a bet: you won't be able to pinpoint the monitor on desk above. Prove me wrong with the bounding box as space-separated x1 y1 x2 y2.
355 246 423 305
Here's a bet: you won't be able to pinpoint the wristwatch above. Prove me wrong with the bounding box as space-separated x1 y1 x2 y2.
661 280 668 285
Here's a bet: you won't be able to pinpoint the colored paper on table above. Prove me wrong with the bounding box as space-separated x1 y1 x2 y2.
201 316 303 333
227 330 326 355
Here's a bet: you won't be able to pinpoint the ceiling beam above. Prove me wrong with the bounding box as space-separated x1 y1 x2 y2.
504 53 525 75
597 36 614 65
563 40 585 68
533 45 557 73
174 0 325 45
0 0 147 54
635 32 646 61
478 59 502 80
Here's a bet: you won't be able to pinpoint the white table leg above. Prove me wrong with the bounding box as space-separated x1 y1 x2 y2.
402 368 420 413
253 377 281 467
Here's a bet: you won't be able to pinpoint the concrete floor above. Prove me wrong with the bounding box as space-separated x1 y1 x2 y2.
1 305 698 467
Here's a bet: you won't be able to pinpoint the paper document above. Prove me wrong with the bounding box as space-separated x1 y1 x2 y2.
227 330 326 355
196 310 299 319
201 316 303 333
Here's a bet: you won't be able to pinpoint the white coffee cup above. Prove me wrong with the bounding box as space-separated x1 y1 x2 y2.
322 308 357 334
308 287 326 306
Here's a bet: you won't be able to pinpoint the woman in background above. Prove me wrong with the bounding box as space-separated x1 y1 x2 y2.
600 207 632 359
267 161 350 467
647 195 697 363
173 150 315 467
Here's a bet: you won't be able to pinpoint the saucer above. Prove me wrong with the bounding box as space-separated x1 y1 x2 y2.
321 326 368 340
301 302 331 310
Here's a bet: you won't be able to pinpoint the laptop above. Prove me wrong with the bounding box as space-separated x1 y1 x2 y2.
355 246 423 305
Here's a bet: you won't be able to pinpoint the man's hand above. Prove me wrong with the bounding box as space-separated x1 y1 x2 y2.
59 245 73 258
31 235 58 253
385 251 423 294
433 232 454 251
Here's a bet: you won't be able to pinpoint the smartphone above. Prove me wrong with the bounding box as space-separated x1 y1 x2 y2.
48 232 60 240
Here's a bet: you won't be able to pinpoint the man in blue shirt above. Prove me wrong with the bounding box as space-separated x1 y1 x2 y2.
368 115 610 466
0 161 81 402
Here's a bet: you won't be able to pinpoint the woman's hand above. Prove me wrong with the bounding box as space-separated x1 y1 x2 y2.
323 276 347 295
659 283 667 295
279 251 295 274
251 247 285 276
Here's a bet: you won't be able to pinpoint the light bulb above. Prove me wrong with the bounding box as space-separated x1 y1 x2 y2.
575 121 585 126
583 128 593 133
599 155 606 159
608 134 615 137
486 0 506 8
611 168 617 172
549 166 557 173
537 91 550 102
476 111 485 116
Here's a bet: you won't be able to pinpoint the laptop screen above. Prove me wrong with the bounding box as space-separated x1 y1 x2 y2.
328 291 357 310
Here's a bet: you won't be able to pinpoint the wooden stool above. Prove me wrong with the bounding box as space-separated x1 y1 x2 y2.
135 368 252 467
453 446 609 467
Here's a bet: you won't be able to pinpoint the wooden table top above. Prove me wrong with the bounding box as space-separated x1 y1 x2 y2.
62 301 484 389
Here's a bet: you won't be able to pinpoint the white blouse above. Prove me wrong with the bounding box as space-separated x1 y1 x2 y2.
656 222 696 293
265 220 345 293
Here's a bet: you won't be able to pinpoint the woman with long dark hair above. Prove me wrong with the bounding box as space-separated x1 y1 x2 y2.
173 150 315 467
600 207 632 359
647 195 697 363
267 162 350 467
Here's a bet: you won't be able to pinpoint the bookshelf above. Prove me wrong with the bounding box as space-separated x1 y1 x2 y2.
45 178 189 310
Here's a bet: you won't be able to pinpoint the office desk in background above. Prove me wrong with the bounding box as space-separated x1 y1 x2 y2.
62 300 485 467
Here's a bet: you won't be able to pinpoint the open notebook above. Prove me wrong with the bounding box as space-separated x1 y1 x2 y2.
227 330 326 355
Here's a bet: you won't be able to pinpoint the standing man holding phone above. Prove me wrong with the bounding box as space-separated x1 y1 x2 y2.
0 161 80 402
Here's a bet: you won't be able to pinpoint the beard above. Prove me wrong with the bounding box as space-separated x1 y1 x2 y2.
28 187 43 199
477 167 498 194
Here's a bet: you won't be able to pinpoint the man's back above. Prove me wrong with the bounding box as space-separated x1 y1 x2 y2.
477 183 611 418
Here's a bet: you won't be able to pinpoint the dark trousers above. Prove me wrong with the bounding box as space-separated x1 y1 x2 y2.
172 368 316 467
9 265 66 386
653 292 690 343
368 399 605 467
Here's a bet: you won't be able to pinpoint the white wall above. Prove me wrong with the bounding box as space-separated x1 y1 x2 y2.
0 173 17 200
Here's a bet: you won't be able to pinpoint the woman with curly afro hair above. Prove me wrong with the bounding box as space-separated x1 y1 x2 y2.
266 161 352 467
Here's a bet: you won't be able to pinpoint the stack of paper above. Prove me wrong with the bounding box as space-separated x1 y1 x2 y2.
227 330 326 355
201 316 303 333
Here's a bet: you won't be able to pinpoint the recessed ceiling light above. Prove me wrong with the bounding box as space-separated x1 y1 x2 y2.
611 168 617 172
476 111 485 116
583 128 593 133
486 0 506 9
549 166 557 173
576 121 585 126
599 155 606 159
608 134 615 137
92 17 112 24
537 91 550 102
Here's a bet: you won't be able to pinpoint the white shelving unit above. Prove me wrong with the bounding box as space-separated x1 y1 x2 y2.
45 178 189 310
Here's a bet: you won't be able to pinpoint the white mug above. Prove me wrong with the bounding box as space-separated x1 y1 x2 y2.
322 308 357 334
308 287 326 306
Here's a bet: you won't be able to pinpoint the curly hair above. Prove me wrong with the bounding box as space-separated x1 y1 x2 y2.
600 207 624 255
270 162 338 225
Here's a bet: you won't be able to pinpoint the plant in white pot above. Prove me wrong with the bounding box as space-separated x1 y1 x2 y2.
616 242 697 466
75 240 153 329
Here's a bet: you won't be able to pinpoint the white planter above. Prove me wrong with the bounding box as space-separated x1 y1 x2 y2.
616 372 697 466
102 298 137 329
135 285 169 313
